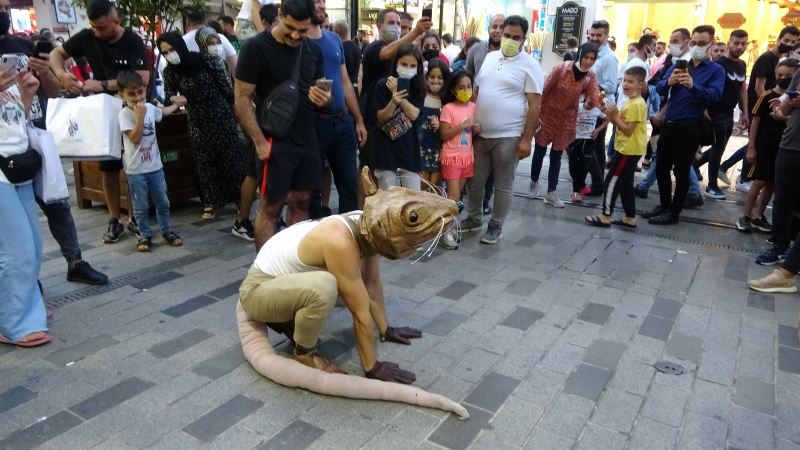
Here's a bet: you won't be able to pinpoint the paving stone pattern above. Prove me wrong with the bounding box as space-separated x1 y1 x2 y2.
1 154 799 449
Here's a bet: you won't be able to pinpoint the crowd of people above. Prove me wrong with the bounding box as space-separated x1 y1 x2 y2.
2 0 800 353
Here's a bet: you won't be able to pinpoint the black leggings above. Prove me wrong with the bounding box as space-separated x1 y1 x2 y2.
568 139 595 192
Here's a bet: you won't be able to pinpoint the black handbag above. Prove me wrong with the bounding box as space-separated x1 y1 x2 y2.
259 41 303 140
0 148 42 184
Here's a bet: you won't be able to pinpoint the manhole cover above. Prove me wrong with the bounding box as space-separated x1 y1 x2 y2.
654 361 684 375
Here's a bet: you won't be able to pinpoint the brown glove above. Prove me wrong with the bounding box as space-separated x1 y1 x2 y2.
381 326 423 345
365 361 416 384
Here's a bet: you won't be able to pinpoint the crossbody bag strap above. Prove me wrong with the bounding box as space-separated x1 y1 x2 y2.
291 40 303 83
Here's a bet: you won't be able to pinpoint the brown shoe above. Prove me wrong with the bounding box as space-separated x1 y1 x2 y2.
292 349 347 374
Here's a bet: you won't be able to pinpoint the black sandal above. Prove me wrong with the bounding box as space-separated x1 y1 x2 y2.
136 236 152 252
585 215 611 227
163 232 183 247
612 218 637 228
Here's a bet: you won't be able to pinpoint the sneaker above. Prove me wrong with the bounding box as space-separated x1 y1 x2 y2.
544 191 565 208
439 231 459 250
292 348 346 374
717 170 731 186
232 219 255 241
570 192 583 203
579 186 591 196
752 216 772 233
736 216 753 232
755 245 788 266
482 204 492 215
641 206 666 219
528 181 541 199
634 186 648 199
480 223 503 244
460 217 483 233
103 218 125 243
66 260 109 285
736 180 752 192
704 186 726 200
456 200 465 214
127 217 140 236
747 269 798 293
683 195 704 208
766 237 776 246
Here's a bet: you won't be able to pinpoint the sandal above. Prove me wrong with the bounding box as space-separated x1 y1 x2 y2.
612 218 638 228
0 331 52 348
163 232 183 247
585 215 611 227
201 207 215 220
137 236 152 252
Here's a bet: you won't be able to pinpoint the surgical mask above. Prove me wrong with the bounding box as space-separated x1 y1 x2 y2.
381 24 400 43
0 12 10 36
422 49 439 61
397 65 417 79
165 52 181 65
627 52 636 62
428 82 442 93
500 37 521 57
574 61 589 73
777 77 792 90
669 43 684 57
455 89 472 103
691 43 709 61
646 48 655 58
779 43 794 54
207 44 224 58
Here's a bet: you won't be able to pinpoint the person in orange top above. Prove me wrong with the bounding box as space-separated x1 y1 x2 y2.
529 43 602 207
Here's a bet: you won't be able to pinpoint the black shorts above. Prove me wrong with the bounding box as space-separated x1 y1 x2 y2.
749 131 782 182
242 137 263 179
266 141 321 199
99 159 123 171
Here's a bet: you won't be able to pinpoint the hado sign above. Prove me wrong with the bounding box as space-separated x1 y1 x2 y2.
717 13 746 29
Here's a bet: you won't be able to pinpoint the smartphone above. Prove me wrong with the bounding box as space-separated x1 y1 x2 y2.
788 91 799 99
0 54 26 74
674 59 688 71
315 78 332 92
397 77 410 92
34 40 54 57
421 5 432 19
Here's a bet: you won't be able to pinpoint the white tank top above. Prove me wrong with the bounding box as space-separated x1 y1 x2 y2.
252 215 355 277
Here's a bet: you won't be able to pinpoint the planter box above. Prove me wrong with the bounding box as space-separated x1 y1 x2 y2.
72 111 198 211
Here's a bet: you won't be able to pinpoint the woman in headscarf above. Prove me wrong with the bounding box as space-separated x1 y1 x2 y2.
528 42 602 208
195 26 230 76
158 31 243 222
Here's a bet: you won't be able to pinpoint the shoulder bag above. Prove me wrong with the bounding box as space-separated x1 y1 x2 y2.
259 41 303 140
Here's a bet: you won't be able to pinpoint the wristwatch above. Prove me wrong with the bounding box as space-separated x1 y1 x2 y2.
101 80 108 91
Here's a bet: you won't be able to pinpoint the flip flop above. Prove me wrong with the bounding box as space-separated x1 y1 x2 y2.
612 218 638 229
585 215 611 228
0 332 52 348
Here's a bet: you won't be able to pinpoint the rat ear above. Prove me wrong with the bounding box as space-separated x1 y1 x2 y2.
361 166 378 197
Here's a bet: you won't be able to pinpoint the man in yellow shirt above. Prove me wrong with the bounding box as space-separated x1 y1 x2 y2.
586 66 648 228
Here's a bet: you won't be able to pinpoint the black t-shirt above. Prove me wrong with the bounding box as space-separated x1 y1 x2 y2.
360 40 391 102
747 51 779 107
62 28 147 81
752 89 785 133
709 56 746 115
343 40 361 86
0 35 45 127
236 32 324 147
369 77 422 172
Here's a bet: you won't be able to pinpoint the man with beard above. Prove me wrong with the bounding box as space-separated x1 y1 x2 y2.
693 29 749 200
465 14 505 76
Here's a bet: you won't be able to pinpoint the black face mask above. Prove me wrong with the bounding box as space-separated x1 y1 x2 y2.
422 49 439 61
777 77 792 90
779 43 794 54
0 12 10 36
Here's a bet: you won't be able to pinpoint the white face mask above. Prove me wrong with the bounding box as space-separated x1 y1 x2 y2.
574 61 589 73
669 43 684 57
428 83 442 93
397 66 417 79
165 52 181 65
690 44 709 61
207 44 224 58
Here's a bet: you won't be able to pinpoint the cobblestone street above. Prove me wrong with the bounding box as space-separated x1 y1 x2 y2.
1 147 799 450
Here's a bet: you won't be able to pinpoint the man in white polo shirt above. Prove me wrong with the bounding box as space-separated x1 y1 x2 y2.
182 7 238 74
462 15 543 244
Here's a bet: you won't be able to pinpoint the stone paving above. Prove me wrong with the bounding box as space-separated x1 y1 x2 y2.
2 141 800 449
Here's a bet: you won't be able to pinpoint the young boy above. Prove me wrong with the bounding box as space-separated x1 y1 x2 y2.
586 66 649 228
117 70 184 252
737 58 799 233
568 95 608 203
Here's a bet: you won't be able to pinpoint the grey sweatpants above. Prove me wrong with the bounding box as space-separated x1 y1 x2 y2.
466 136 520 228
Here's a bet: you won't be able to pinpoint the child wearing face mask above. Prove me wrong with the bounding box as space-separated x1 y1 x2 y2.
438 70 478 249
419 58 450 194
371 44 425 191
737 58 799 233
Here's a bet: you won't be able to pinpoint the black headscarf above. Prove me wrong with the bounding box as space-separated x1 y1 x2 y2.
157 32 202 76
573 42 599 81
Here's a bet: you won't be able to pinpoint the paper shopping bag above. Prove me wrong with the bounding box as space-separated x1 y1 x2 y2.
29 125 69 203
46 94 123 160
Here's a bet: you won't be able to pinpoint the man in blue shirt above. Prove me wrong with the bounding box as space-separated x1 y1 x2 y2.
643 24 724 225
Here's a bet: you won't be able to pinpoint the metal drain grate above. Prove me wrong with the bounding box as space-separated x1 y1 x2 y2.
654 361 685 375
46 252 212 309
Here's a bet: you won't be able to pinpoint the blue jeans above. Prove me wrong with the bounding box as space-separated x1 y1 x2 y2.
36 197 81 262
0 182 46 341
315 115 358 213
638 158 702 197
530 143 562 193
127 169 172 238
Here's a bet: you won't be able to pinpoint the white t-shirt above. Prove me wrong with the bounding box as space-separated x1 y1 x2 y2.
442 45 461 63
237 0 273 21
616 57 650 108
0 85 30 184
119 103 164 175
575 101 605 140
183 29 237 58
475 51 544 139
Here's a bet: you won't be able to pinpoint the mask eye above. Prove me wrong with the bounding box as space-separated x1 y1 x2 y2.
409 211 418 223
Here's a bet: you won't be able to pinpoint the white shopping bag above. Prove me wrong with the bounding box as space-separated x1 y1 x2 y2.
29 125 69 203
45 94 123 160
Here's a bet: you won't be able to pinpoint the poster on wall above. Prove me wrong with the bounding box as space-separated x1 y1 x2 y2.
55 0 78 24
552 1 584 56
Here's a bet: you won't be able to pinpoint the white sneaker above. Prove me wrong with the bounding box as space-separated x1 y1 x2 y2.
736 180 752 193
439 231 459 250
544 191 565 208
717 170 731 186
529 181 541 199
